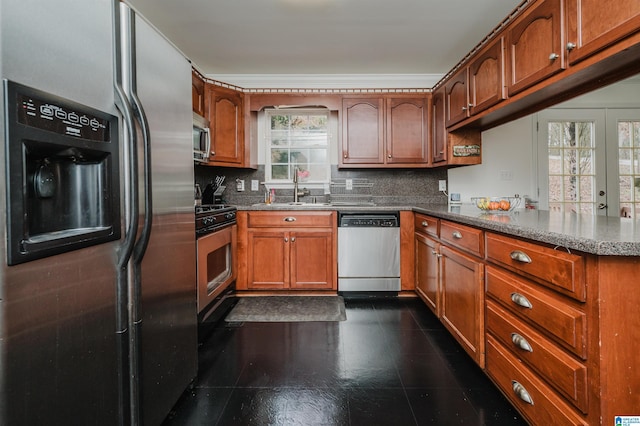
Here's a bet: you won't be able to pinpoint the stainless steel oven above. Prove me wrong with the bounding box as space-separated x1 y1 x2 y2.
196 205 237 321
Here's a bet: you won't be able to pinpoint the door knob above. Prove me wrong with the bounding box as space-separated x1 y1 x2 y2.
598 203 607 210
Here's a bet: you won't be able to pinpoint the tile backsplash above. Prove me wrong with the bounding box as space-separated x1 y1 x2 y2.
195 165 448 206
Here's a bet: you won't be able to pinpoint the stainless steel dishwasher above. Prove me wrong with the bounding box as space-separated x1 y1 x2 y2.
338 212 400 292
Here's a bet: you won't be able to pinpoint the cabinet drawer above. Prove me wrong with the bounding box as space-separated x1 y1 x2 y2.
440 220 483 257
486 335 588 426
247 211 335 228
485 232 586 301
486 300 588 413
486 265 587 358
414 214 439 237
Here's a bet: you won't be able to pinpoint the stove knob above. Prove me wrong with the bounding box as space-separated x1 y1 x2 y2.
225 212 236 220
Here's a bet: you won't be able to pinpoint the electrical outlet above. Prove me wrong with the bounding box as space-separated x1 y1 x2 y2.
439 180 447 191
346 179 353 191
251 180 259 191
499 170 513 181
236 179 245 192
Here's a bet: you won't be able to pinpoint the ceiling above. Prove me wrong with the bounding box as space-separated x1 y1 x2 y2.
127 0 525 88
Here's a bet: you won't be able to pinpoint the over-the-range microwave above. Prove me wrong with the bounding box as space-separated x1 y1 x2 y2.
193 112 210 163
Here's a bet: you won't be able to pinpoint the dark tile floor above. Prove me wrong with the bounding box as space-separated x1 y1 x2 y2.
163 296 527 425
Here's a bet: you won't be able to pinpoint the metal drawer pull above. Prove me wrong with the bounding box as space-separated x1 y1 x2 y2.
291 237 296 242
452 230 463 239
511 333 533 352
510 292 533 309
283 217 296 222
422 221 429 227
512 381 534 405
510 250 531 263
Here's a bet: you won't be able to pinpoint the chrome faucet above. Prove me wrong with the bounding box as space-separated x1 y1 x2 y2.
293 166 310 203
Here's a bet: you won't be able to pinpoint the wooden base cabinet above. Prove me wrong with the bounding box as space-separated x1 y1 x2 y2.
485 231 640 425
414 213 440 313
237 211 337 291
440 244 485 367
413 214 485 367
415 233 440 315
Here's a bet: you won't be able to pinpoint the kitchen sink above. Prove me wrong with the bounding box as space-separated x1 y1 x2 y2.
252 202 332 207
251 201 377 208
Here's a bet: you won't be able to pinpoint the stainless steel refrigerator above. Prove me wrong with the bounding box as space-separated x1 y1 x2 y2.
0 1 197 425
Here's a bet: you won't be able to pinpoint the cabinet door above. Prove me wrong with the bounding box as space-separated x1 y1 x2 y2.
440 245 485 367
341 98 384 165
566 0 640 65
192 71 205 116
209 87 243 165
445 67 470 127
469 37 506 115
386 97 428 164
431 88 447 164
246 230 288 289
506 0 565 96
289 230 335 290
415 233 440 316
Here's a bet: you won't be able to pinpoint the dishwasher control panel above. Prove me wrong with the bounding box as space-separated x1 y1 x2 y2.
338 212 399 227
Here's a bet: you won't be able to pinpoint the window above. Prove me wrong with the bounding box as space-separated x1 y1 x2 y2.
265 108 331 187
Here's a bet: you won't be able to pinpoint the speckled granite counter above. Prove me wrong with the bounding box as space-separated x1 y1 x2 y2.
238 203 640 256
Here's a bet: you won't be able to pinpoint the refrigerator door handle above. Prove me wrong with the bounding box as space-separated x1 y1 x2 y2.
112 1 138 425
128 11 153 264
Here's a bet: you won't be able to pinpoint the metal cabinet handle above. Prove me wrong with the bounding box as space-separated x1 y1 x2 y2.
510 292 533 309
511 333 533 352
566 42 576 51
284 237 288 242
421 221 429 227
387 154 392 159
210 150 215 156
549 53 560 60
291 237 296 242
510 250 531 263
512 381 534 405
431 250 438 255
452 230 463 239
283 217 296 222
343 153 348 159
461 106 467 111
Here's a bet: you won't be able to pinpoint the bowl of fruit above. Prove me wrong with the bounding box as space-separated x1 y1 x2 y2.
471 196 521 212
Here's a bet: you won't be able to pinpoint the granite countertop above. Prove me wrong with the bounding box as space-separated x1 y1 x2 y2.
238 203 640 256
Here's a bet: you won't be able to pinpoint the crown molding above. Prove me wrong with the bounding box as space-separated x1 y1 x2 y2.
205 74 443 90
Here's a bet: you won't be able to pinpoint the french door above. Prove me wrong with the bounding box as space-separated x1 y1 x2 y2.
537 109 640 217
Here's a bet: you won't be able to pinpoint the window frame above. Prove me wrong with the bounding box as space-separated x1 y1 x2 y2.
263 107 332 189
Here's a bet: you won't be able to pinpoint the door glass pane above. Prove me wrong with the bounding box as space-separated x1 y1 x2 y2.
618 120 640 217
548 121 596 213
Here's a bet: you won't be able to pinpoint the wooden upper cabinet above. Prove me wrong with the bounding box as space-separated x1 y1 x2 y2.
469 37 506 116
445 67 469 127
386 97 428 164
566 0 640 65
341 96 429 167
431 88 447 164
506 0 565 96
208 85 244 165
191 71 205 116
341 98 385 165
